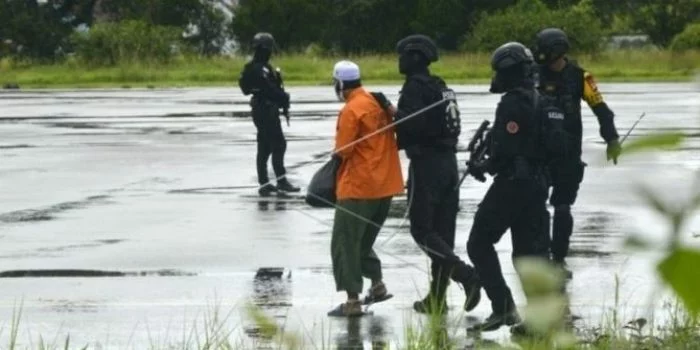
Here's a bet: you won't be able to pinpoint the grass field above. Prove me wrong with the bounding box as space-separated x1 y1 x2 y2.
1 50 699 88
3 300 698 349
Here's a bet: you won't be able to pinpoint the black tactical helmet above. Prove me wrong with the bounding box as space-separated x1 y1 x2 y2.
489 42 534 93
491 42 533 71
252 32 276 51
396 34 439 63
533 28 570 64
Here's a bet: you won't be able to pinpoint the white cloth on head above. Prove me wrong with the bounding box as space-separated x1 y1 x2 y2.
333 60 361 82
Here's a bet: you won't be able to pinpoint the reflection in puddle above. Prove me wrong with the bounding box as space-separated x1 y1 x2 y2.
252 267 292 308
245 268 293 346
256 193 307 211
335 317 390 350
257 199 289 212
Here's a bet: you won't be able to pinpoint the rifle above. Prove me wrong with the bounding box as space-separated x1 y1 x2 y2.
276 67 290 126
456 120 491 190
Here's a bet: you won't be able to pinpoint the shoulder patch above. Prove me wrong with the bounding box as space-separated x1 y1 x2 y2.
584 72 598 91
442 89 457 101
506 121 519 134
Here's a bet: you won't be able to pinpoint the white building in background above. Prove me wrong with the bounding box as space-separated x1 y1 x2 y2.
607 34 653 49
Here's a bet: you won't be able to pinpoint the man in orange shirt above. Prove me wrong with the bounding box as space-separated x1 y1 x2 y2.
327 60 405 317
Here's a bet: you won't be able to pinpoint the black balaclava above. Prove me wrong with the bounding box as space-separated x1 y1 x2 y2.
399 51 430 76
489 64 533 94
253 48 271 63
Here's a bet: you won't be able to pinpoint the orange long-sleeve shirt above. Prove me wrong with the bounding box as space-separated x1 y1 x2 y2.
334 88 404 200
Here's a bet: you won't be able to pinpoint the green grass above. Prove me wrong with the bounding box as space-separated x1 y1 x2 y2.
1 50 699 88
3 299 699 349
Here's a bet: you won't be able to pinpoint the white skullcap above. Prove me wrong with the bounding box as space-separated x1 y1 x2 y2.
333 60 361 82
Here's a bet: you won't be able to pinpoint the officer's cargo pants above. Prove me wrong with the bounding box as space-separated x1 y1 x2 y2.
467 176 550 313
549 159 585 262
252 100 287 185
407 150 477 300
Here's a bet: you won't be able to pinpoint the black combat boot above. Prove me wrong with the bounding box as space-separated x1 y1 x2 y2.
258 183 278 197
553 259 573 280
510 321 539 338
469 295 520 332
277 177 300 192
471 308 521 332
462 273 482 312
413 280 448 315
413 295 448 315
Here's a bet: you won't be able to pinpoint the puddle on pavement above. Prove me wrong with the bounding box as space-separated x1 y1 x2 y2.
0 195 113 223
169 186 260 195
48 122 105 129
0 144 35 149
0 239 126 260
0 268 196 278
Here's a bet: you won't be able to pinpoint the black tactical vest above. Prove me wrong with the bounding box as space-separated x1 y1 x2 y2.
536 62 584 157
514 87 544 163
239 61 283 100
488 87 544 178
399 74 461 151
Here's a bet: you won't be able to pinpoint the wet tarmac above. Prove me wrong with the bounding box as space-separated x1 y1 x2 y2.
1 83 699 348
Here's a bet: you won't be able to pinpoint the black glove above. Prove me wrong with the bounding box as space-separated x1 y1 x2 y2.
607 138 621 165
370 92 393 111
467 160 487 182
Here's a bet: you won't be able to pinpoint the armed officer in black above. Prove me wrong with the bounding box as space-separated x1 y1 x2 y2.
393 34 480 315
532 28 621 278
238 32 299 196
467 42 568 332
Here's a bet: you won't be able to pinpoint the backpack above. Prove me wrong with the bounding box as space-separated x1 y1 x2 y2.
238 62 254 96
410 75 461 140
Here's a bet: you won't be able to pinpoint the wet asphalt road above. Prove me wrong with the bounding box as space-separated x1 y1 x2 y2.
0 83 699 348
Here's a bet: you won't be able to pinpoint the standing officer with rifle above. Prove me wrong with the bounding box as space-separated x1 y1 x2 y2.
238 32 299 196
465 42 569 332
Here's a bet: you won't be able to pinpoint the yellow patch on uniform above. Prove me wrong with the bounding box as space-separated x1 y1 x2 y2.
506 121 519 134
585 73 598 92
545 84 556 92
583 71 604 106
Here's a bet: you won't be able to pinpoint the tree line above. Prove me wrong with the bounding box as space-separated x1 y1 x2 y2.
0 0 698 64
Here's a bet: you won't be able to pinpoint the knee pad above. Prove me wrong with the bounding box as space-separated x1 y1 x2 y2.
554 204 571 215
